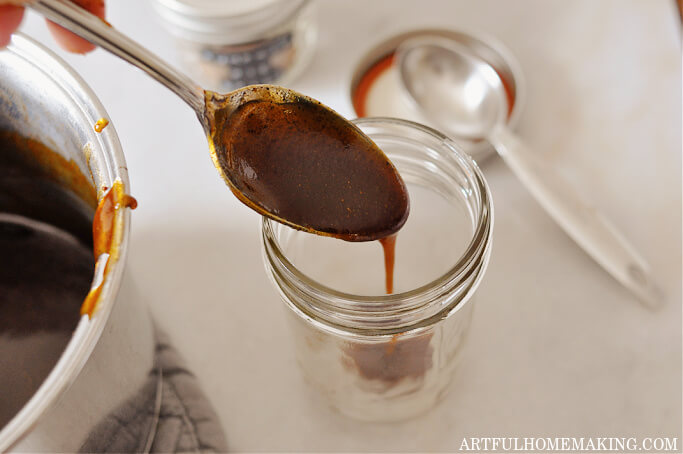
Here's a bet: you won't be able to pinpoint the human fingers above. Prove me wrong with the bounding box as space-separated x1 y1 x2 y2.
45 0 105 54
0 5 25 47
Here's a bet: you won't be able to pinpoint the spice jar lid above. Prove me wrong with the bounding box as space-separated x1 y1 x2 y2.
155 0 281 17
152 0 309 44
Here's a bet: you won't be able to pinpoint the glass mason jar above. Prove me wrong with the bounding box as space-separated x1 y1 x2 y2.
151 0 317 91
261 118 494 421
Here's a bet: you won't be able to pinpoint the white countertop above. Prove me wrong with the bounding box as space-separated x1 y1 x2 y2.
19 0 682 451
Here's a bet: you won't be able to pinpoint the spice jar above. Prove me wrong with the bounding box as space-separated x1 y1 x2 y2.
151 0 316 91
262 118 493 421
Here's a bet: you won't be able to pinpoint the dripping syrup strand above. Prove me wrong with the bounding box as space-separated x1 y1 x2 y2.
379 234 397 294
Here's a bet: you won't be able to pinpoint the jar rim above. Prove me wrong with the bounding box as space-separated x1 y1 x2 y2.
262 117 493 333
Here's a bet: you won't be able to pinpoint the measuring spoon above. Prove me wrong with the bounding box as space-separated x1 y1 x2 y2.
398 36 661 307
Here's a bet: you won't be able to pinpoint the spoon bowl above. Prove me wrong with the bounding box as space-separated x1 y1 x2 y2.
203 85 410 241
398 37 507 140
349 29 525 162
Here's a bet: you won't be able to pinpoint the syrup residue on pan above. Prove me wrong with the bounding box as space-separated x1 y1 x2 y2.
94 117 109 133
80 180 137 318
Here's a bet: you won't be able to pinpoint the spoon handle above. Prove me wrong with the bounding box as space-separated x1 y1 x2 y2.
490 127 663 309
28 0 204 114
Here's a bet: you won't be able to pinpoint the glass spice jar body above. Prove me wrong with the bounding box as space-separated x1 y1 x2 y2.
151 0 317 91
262 118 493 421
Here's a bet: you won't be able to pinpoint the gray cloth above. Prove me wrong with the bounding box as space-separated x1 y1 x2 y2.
80 331 227 453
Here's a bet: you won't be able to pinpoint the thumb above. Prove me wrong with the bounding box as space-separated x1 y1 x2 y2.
0 5 25 47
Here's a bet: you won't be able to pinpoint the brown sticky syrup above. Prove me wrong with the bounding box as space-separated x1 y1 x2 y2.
0 131 93 427
0 130 136 321
379 234 397 294
80 180 137 318
207 93 407 300
208 96 410 242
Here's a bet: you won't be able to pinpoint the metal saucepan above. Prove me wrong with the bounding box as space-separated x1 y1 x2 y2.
0 34 154 452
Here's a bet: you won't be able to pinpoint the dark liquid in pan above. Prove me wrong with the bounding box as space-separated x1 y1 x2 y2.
0 131 94 429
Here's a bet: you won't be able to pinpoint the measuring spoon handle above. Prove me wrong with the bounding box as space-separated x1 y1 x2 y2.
490 126 663 308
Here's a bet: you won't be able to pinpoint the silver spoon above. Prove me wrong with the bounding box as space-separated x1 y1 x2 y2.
26 0 409 242
398 36 662 308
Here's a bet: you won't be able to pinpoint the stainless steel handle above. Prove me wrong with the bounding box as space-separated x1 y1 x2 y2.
490 126 663 308
29 0 204 114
